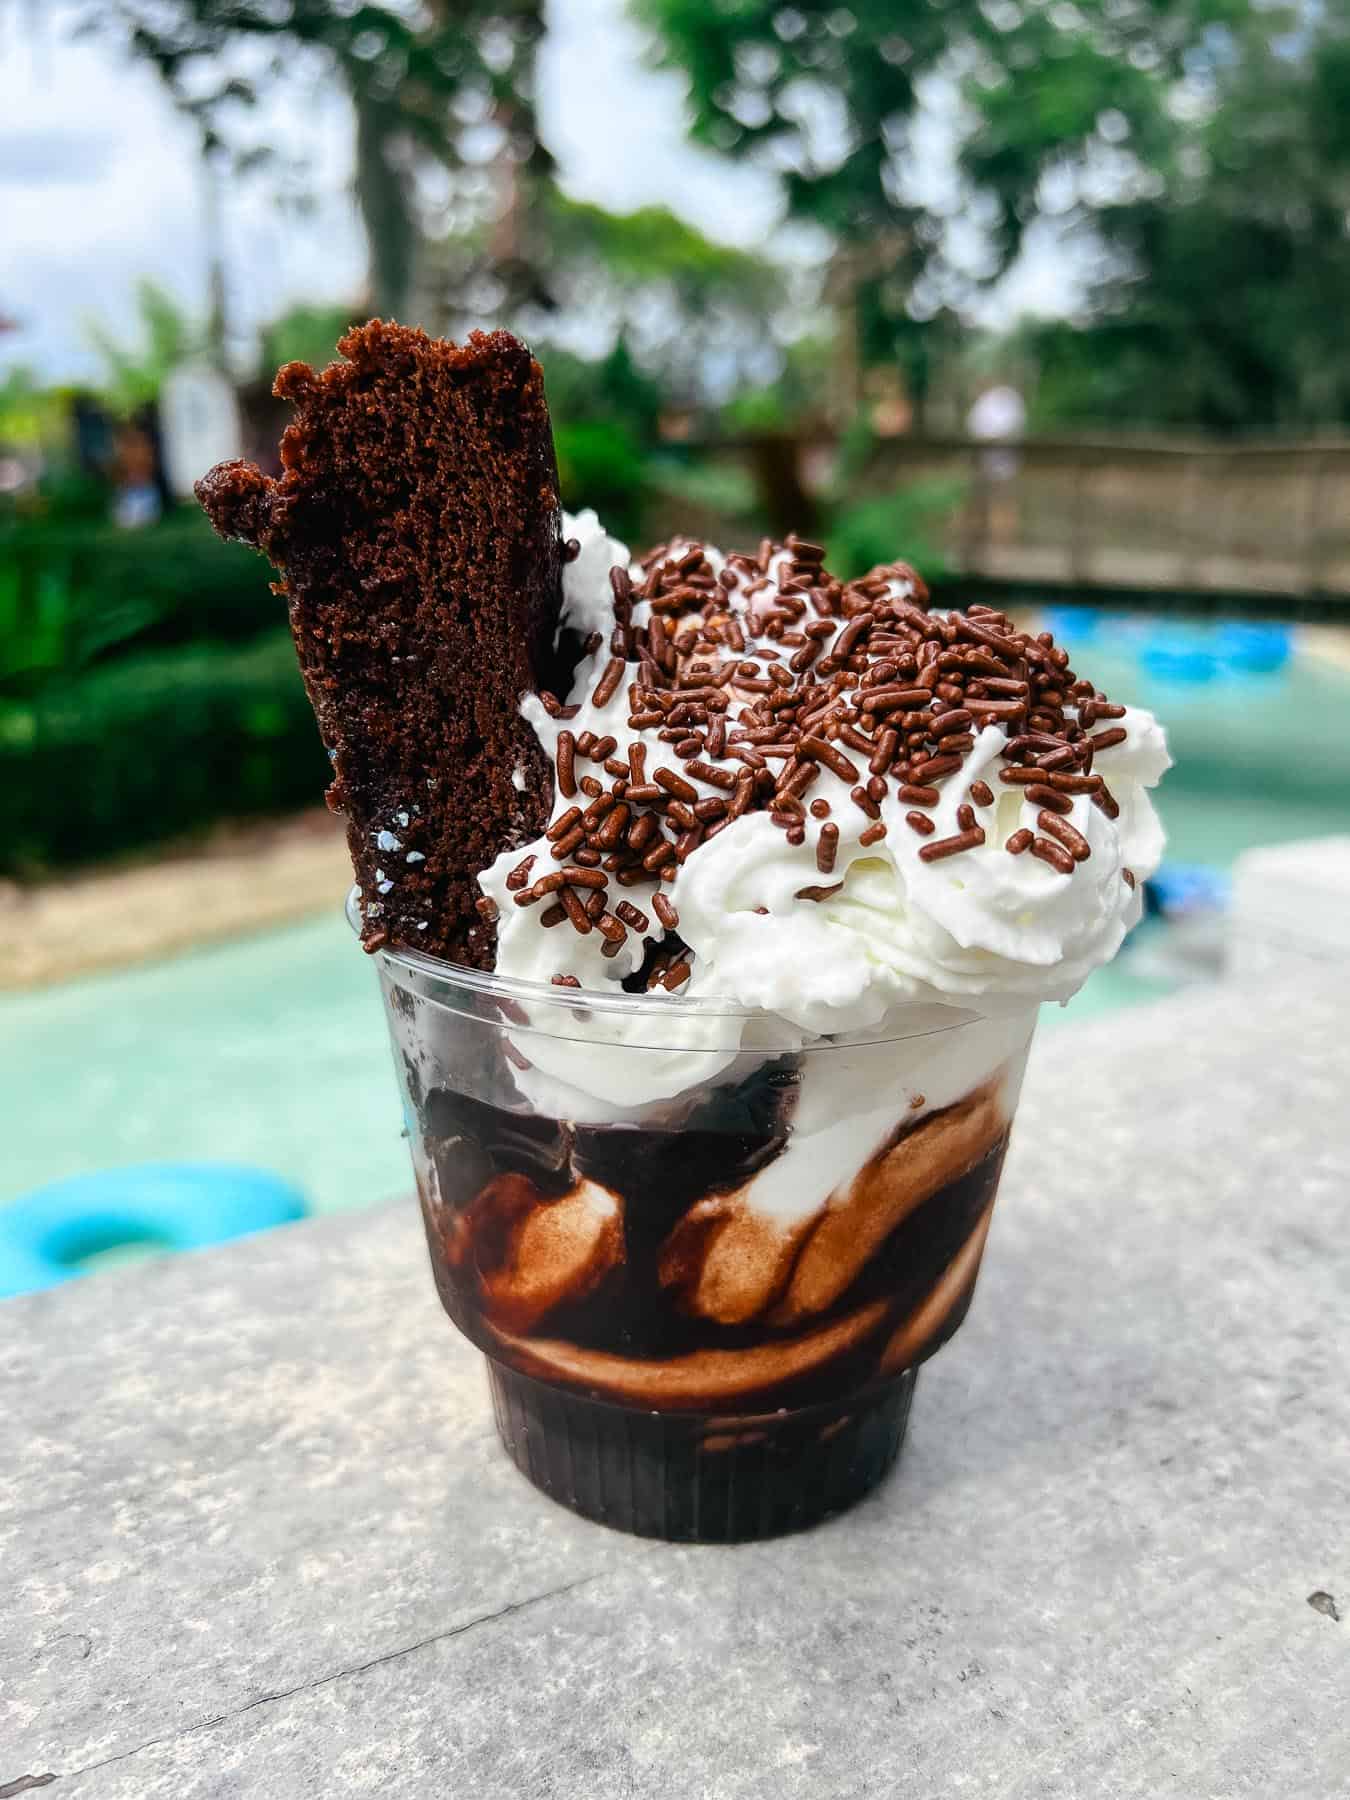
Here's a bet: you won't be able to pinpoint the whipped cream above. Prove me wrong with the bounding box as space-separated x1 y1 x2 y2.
730 1008 1032 1226
480 510 1170 1048
464 508 1172 1223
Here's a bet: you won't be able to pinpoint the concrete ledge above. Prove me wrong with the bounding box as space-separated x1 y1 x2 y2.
2 974 1347 1797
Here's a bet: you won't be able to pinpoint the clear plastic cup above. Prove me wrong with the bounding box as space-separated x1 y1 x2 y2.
356 895 1035 1541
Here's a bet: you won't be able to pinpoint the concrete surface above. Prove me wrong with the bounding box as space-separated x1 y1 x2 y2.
2 974 1347 1799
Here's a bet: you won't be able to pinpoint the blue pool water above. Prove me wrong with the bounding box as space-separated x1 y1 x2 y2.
0 913 410 1219
2 617 1347 1223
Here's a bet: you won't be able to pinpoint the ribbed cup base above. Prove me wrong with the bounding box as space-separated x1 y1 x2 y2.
486 1359 918 1542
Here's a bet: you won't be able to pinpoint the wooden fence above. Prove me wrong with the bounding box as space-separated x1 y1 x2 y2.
674 434 1350 621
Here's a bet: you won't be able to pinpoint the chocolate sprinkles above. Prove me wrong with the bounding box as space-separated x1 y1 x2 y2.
800 734 861 783
556 732 577 799
559 886 593 932
1030 836 1075 875
591 657 625 708
1038 810 1092 862
919 827 985 863
512 537 1135 956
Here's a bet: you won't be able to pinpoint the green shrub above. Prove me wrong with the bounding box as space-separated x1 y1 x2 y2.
0 508 279 692
826 479 965 583
650 453 759 522
553 419 649 546
0 630 327 875
261 303 362 375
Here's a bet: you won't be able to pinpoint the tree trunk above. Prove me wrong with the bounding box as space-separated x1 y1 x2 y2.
201 146 230 371
353 90 416 322
825 247 864 429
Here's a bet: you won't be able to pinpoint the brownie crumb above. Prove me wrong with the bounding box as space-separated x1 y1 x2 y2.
196 319 563 967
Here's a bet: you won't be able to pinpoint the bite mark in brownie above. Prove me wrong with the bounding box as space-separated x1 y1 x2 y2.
195 319 564 966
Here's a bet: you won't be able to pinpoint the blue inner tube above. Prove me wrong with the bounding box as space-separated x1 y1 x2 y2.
1215 623 1292 674
1041 606 1101 646
1139 626 1219 683
1145 863 1231 917
0 1163 307 1300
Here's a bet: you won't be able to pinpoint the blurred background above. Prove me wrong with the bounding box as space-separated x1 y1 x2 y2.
3 0 1348 1279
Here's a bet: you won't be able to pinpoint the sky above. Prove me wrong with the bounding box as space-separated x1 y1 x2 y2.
0 0 1076 384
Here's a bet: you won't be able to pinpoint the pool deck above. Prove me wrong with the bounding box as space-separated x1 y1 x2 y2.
0 811 349 993
3 970 1347 1798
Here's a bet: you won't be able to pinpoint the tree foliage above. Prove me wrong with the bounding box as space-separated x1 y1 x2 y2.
85 279 202 416
542 192 778 307
526 191 786 404
259 302 365 376
1025 8 1350 432
54 1 552 319
635 0 1235 265
637 0 1349 431
0 366 65 449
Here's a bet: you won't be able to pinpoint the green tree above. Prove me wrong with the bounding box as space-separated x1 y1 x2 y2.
540 192 778 311
50 1 552 322
532 192 784 405
636 0 1264 415
722 333 834 433
421 188 787 403
260 302 365 377
510 197 786 544
0 366 62 449
546 333 701 543
1019 8 1350 432
540 337 666 445
85 280 201 416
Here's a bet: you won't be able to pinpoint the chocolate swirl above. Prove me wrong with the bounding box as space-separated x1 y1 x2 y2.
415 1055 1016 1412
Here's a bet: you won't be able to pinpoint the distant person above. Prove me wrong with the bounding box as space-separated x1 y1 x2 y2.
108 403 172 529
110 416 163 530
72 392 115 479
967 383 1026 549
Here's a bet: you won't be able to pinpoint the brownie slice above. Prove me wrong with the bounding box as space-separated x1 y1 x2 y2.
196 319 563 967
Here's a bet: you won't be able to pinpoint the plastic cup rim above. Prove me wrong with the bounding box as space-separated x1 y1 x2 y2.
344 888 1033 1046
